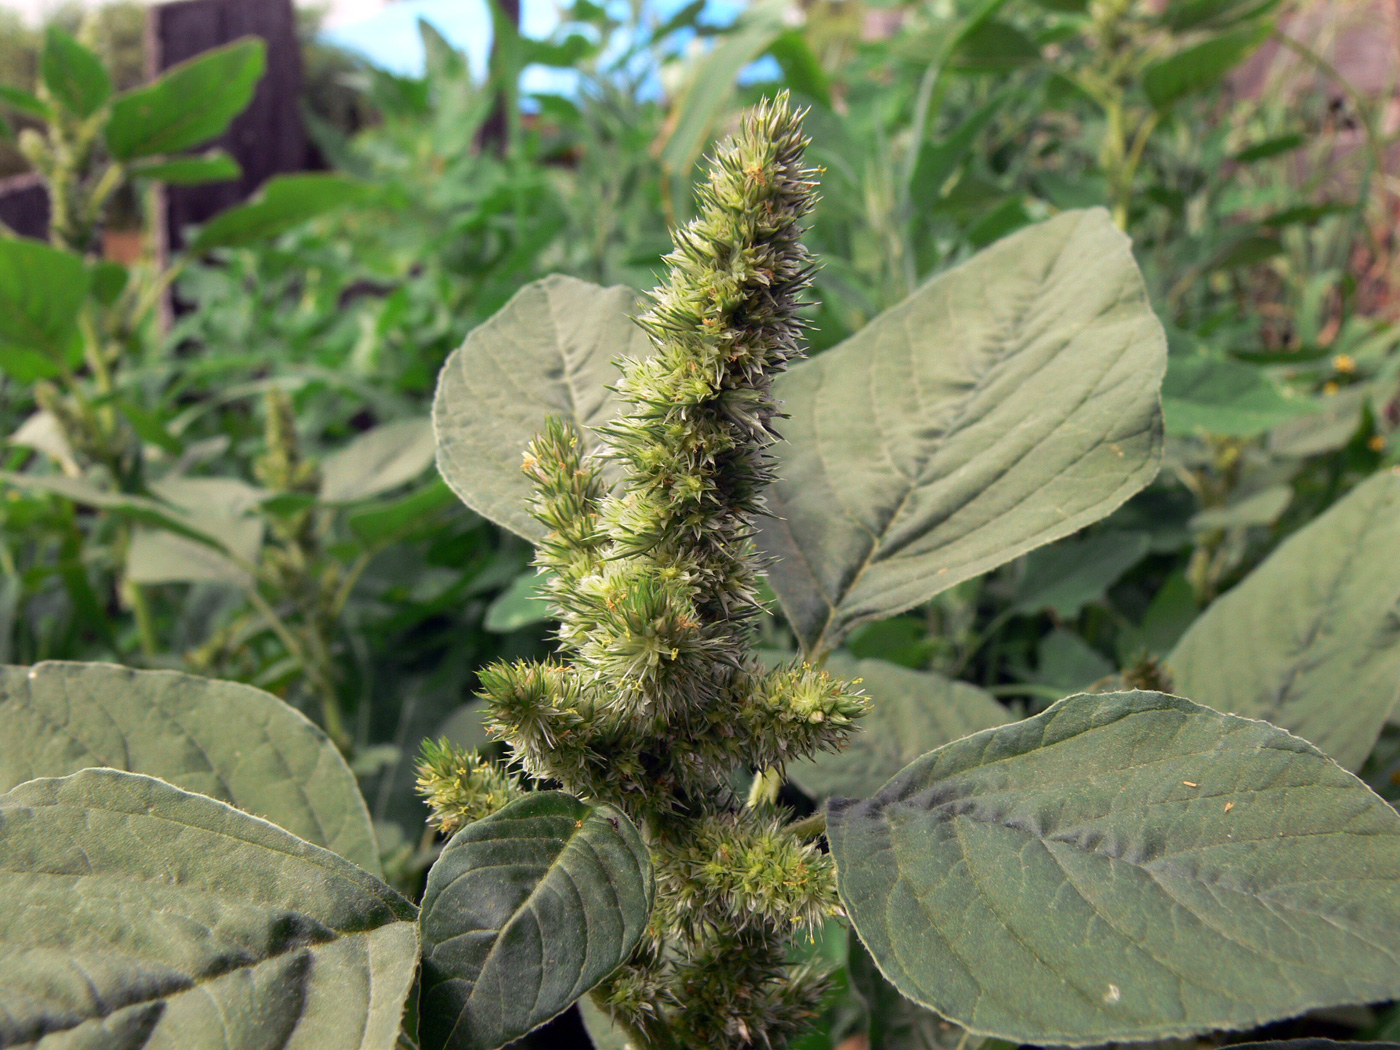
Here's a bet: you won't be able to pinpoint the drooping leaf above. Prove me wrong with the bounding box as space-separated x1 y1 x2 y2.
125 476 265 586
320 418 436 504
105 38 266 159
760 209 1167 655
1169 469 1400 770
41 26 112 118
0 236 90 380
432 275 651 539
0 768 417 1048
1013 530 1151 617
0 661 381 873
190 173 373 251
1162 355 1316 437
829 690 1400 1046
419 791 654 1050
789 655 1008 802
129 150 241 185
1142 24 1270 111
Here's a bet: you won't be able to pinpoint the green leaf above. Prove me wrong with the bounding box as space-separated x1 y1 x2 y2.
129 149 241 185
347 477 460 545
125 476 265 586
760 209 1167 655
1169 469 1400 770
659 0 786 178
1142 25 1270 111
767 31 831 107
1188 483 1291 530
106 38 266 160
0 768 417 1047
950 19 1041 73
1232 132 1305 164
829 690 1400 1046
0 661 382 873
1162 356 1315 437
320 418 436 504
849 931 978 1050
0 84 51 121
41 26 112 118
433 274 651 539
1014 530 1151 617
1037 628 1115 693
419 791 654 1050
190 173 371 251
0 236 90 379
484 569 551 632
789 654 1008 802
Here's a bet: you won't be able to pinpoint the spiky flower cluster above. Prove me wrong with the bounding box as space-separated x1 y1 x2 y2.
468 95 865 1049
415 738 520 836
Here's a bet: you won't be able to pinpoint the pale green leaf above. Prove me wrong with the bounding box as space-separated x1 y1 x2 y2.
1169 469 1400 769
1162 356 1315 437
320 418 435 504
432 275 651 539
126 476 265 586
1037 628 1115 693
789 654 1008 801
484 569 550 632
0 661 381 873
1189 483 1292 530
0 768 417 1048
760 210 1166 654
191 173 372 251
829 690 1400 1046
419 791 654 1050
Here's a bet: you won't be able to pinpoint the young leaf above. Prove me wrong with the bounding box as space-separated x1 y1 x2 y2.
418 791 654 1050
1169 468 1400 770
190 173 372 251
41 26 112 118
760 209 1167 655
105 37 266 160
129 150 242 185
432 275 651 539
828 690 1400 1046
0 236 90 380
0 84 51 121
788 655 1008 801
320 417 435 504
0 768 418 1048
0 661 382 873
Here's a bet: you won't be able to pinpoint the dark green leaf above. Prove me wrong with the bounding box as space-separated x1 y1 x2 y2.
0 236 90 379
1232 132 1305 164
419 791 654 1050
0 768 417 1047
951 20 1041 73
1014 530 1151 617
484 570 551 632
0 661 381 873
41 26 112 118
347 477 461 545
129 150 242 185
1163 0 1281 31
89 259 129 305
433 275 651 539
191 173 372 251
829 690 1400 1045
768 31 831 107
789 655 1008 802
911 90 1010 202
1169 469 1400 770
106 38 265 159
760 209 1167 655
1213 233 1285 269
1037 628 1115 693
849 932 976 1050
1142 25 1270 111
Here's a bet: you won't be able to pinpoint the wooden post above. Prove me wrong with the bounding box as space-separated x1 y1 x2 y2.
149 0 314 255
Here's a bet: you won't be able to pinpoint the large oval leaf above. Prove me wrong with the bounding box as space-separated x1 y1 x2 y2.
0 768 418 1049
829 690 1400 1045
788 654 1009 801
0 662 381 874
1169 469 1400 770
760 209 1167 655
419 791 654 1050
432 275 651 540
